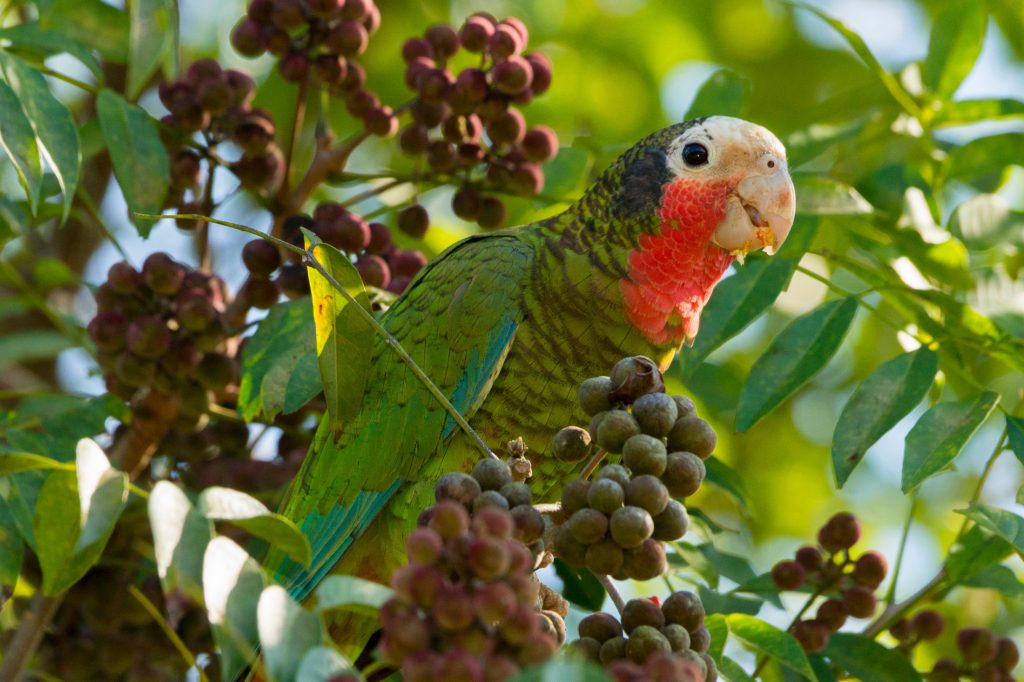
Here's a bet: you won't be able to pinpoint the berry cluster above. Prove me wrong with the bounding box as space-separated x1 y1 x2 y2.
893 616 1019 682
159 59 283 203
399 13 557 230
378 457 561 681
770 513 888 653
571 593 716 682
90 254 236 421
552 356 712 581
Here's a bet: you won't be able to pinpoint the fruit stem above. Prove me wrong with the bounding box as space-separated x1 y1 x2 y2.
577 448 608 480
283 75 310 197
884 493 918 605
595 573 625 615
127 585 210 682
134 212 497 461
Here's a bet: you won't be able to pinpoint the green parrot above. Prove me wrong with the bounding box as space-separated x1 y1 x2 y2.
266 115 795 653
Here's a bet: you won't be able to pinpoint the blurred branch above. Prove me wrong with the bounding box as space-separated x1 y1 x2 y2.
0 592 65 682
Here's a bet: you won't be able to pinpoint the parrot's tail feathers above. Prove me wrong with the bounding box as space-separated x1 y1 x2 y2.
274 481 403 602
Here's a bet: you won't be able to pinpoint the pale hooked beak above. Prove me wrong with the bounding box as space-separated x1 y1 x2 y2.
712 168 796 256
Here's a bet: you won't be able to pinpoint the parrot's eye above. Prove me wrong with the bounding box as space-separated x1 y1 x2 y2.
682 143 709 167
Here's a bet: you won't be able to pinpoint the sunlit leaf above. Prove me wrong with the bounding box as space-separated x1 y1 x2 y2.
686 69 750 119
0 80 42 213
957 503 1024 558
203 537 264 681
238 299 322 422
832 349 938 487
950 194 1024 249
0 452 71 475
0 499 24 588
726 614 818 681
295 647 355 682
0 22 104 82
704 457 753 512
198 487 311 567
36 0 129 62
823 633 921 681
553 560 606 612
314 574 393 616
901 392 999 492
924 0 987 98
793 176 872 215
719 656 756 682
935 98 1024 126
149 481 212 602
736 298 858 431
1004 415 1024 467
127 0 176 99
949 133 1024 184
304 232 374 437
0 53 80 220
945 525 1013 586
258 585 323 682
962 563 1024 598
96 89 170 233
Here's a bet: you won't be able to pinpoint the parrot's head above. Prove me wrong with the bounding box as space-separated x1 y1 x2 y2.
602 116 796 345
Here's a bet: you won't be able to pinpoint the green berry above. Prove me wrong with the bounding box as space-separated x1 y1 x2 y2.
680 649 708 676
553 524 587 567
587 478 624 514
579 376 614 415
511 506 545 544
623 538 666 580
571 637 602 662
652 499 689 541
585 539 624 575
596 409 641 452
501 481 533 507
625 475 669 516
661 624 690 652
666 416 717 459
595 463 631 489
579 612 623 643
631 393 678 438
568 508 609 545
435 471 481 506
472 457 513 491
662 591 704 632
609 355 664 404
690 625 711 653
560 479 591 515
622 598 665 633
622 435 668 476
551 426 592 463
599 636 628 664
673 395 697 418
661 451 706 499
473 489 510 512
609 506 654 549
702 653 718 682
625 625 670 663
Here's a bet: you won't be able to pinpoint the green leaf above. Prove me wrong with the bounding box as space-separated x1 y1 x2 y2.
32 440 128 595
901 392 999 492
238 299 322 422
305 235 373 435
0 330 75 371
553 559 606 612
736 297 858 431
295 647 355 682
203 536 265 682
198 487 311 567
36 0 130 62
823 633 922 681
962 563 1024 598
945 525 1013 586
719 656 756 682
792 175 872 215
96 89 169 233
1005 415 1024 466
314 574 393 616
540 146 591 200
705 613 728 662
935 98 1024 126
698 543 757 585
949 133 1024 183
949 194 1024 249
682 216 817 371
704 457 753 512
685 69 750 119
258 585 323 682
127 0 176 99
699 585 762 616
924 0 987 98
149 481 212 603
0 498 24 587
832 349 938 487
0 452 71 475
0 80 42 213
957 503 1024 558
0 22 104 82
510 658 610 682
0 53 80 221
726 614 818 681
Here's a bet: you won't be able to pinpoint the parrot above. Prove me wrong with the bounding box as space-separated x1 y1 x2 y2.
265 115 796 654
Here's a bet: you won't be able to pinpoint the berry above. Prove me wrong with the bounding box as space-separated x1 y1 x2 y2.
688 625 711 654
623 539 667 580
240 277 279 309
841 585 877 618
625 475 669 516
793 620 829 653
522 126 558 162
327 21 368 57
525 53 552 95
492 57 533 95
579 612 623 643
488 24 522 59
242 240 281 278
510 506 544 544
596 463 631 489
818 512 861 553
609 506 654 549
816 599 848 631
233 147 284 191
231 18 265 57
579 376 615 415
622 435 667 477
365 106 399 137
795 546 824 573
459 15 494 53
435 471 481 507
599 636 628 664
278 52 309 82
399 124 430 156
424 24 459 59
771 560 806 591
609 356 664 403
314 54 348 85
428 500 470 539
993 637 1019 671
661 451 705 499
127 316 172 358
666 417 716 459
625 625 671 663
957 627 996 664
487 107 526 145
397 204 430 238
472 490 509 512
651 500 689 541
587 478 625 515
552 524 587 567
88 312 128 352
278 263 310 298
233 113 276 154
568 508 608 545
595 410 641 453
455 68 488 101
586 540 625 575
661 624 690 652
472 458 513 491
197 353 236 390
551 426 592 463
911 610 944 640
143 253 185 295
662 591 703 632
406 528 443 565
852 551 887 589
560 479 591 515
622 598 664 633
356 255 391 289
500 481 532 507
451 185 482 221
477 196 507 229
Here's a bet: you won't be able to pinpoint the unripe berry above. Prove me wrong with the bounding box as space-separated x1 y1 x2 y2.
622 435 667 477
579 612 623 643
568 508 608 545
661 623 691 652
929 658 961 681
471 457 512 491
889 618 913 641
622 598 665 633
552 524 587 567
651 499 688 541
818 512 861 553
459 15 494 53
666 417 716 459
609 506 654 549
426 140 457 173
623 538 667 580
625 475 669 516
442 113 482 144
500 481 532 507
993 637 1019 671
662 591 704 632
397 205 430 238
661 451 705 499
471 505 514 538
434 471 481 507
579 376 614 415
474 581 517 623
551 426 592 463
771 560 806 591
793 619 829 653
472 489 508 512
107 261 141 294
197 352 236 390
242 240 281 278
560 479 591 515
264 28 290 56
587 478 624 515
510 505 544 544
116 353 156 387
599 636 628 664
852 551 887 589
626 625 671 664
596 410 641 453
596 463 631 489
585 539 624 575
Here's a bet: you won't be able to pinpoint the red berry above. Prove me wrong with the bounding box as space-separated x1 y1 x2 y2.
841 585 877 618
356 255 390 289
390 250 427 277
852 551 887 589
397 205 430 238
792 620 829 653
795 546 824 572
366 222 392 255
911 610 944 641
278 51 309 82
522 126 558 162
491 56 533 95
455 68 488 101
459 15 495 53
489 24 523 58
314 54 348 85
770 560 805 591
525 53 552 95
818 512 861 553
231 18 265 57
327 21 368 57
425 24 459 59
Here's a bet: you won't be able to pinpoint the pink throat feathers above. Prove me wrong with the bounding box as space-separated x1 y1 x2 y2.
619 177 736 345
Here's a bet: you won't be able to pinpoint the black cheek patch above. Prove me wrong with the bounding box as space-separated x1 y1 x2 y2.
613 145 672 220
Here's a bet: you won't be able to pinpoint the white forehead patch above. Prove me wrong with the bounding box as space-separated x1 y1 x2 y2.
665 116 787 178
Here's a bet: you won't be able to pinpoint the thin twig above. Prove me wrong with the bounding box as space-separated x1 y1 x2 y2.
595 574 626 615
127 585 210 682
77 188 129 261
283 77 310 196
340 178 407 209
578 448 608 480
135 212 496 461
0 592 65 682
884 493 917 605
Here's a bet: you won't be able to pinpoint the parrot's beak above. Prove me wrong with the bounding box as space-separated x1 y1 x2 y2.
713 167 796 256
